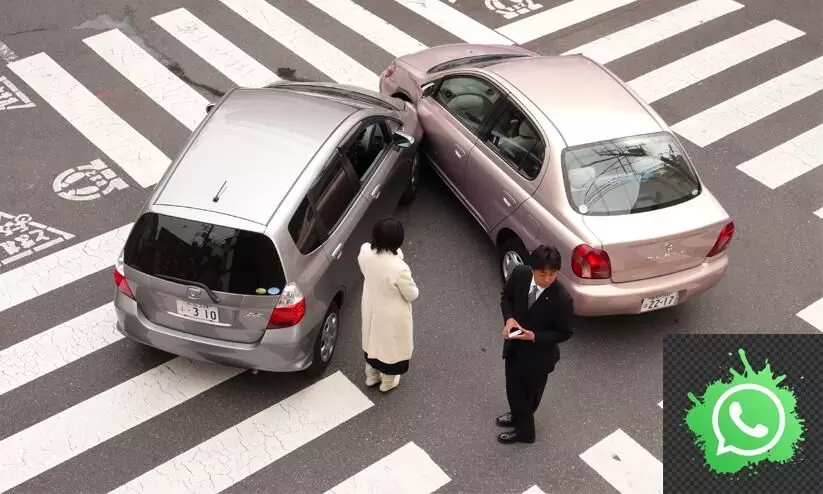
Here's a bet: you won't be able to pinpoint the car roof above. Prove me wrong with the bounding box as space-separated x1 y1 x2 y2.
484 55 663 147
154 87 359 226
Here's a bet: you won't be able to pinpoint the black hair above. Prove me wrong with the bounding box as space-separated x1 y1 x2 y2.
529 245 561 271
370 217 404 254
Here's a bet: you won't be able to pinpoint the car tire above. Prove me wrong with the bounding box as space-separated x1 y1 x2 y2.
398 152 420 207
499 236 529 284
305 301 340 377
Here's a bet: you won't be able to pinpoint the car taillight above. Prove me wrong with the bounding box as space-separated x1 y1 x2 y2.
114 252 135 299
267 282 306 329
383 61 395 78
707 221 735 257
571 244 612 280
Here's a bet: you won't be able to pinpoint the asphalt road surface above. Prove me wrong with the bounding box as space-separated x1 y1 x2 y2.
1 0 821 493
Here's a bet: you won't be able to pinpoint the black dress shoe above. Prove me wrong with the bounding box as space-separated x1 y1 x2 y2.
495 412 513 427
497 431 535 444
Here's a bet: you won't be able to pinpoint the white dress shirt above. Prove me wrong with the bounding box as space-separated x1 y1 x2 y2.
529 277 547 301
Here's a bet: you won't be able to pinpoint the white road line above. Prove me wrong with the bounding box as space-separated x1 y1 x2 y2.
324 442 450 494
0 358 243 492
814 207 823 219
219 0 379 90
84 29 209 131
307 0 427 58
7 53 170 187
736 123 823 189
628 20 804 104
672 55 823 147
392 0 512 45
497 0 638 45
0 40 18 63
563 0 743 64
152 8 279 88
580 429 662 494
109 371 372 494
522 486 547 494
0 303 121 396
797 297 823 332
0 223 132 314
658 401 663 408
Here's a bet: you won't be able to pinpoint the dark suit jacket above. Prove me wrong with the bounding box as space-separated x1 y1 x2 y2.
501 265 574 374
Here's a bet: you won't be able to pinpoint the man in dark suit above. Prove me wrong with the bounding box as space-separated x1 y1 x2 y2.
497 245 574 444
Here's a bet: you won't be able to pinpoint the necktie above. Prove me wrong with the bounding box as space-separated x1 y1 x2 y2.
528 285 539 308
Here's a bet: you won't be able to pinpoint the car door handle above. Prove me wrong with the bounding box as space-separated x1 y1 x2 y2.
371 185 381 199
454 146 465 158
503 196 512 208
331 243 343 260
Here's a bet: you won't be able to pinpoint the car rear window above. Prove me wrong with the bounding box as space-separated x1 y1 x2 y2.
561 132 701 216
123 212 286 295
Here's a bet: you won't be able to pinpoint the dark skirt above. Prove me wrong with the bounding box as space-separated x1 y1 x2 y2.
364 352 409 375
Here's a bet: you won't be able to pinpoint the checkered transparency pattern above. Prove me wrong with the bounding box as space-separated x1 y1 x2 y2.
663 334 822 493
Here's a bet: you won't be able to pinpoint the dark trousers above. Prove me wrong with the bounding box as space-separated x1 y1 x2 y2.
505 357 549 440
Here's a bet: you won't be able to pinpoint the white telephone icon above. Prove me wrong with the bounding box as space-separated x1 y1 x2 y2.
729 401 768 438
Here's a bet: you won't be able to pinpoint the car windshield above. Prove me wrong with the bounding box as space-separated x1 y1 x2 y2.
561 132 701 216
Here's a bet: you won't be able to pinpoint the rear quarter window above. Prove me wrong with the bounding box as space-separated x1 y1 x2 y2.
123 212 286 295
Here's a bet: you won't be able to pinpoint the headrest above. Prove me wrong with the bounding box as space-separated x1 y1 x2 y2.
519 121 535 138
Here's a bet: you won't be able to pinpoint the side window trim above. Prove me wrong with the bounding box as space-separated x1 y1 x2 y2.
479 96 548 182
432 73 507 137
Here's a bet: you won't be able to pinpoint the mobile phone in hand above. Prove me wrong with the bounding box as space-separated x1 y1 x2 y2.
508 328 524 337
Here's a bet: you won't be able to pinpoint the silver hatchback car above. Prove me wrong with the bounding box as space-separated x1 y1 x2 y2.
113 82 423 376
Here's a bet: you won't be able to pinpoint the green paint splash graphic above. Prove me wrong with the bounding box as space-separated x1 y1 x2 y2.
684 348 805 475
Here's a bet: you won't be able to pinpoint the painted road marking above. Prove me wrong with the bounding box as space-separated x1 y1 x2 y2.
109 371 372 494
307 0 427 58
522 486 547 494
0 40 18 63
815 207 823 219
672 55 823 147
580 429 662 494
628 20 804 104
0 303 121 396
0 75 36 111
497 0 638 45
0 212 74 267
53 159 129 201
0 358 243 492
8 53 170 187
736 123 823 189
485 0 544 21
84 29 209 131
323 442 451 494
152 8 279 88
393 0 512 45
797 297 823 332
563 0 743 64
219 0 379 90
0 223 131 313
658 401 663 408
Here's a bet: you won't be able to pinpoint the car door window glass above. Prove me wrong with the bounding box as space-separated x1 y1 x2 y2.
344 121 390 182
310 154 358 233
484 104 545 180
435 76 502 132
287 197 323 254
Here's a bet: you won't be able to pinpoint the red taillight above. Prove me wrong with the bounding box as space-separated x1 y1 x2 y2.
571 244 612 280
707 221 735 257
113 267 134 299
383 61 395 78
267 282 306 329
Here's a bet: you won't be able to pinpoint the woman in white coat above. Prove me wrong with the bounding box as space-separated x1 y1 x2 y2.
357 218 419 392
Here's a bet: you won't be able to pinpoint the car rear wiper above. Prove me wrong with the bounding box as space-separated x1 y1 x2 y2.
155 274 221 304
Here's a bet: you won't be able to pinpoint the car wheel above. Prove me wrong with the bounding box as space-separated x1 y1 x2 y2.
399 152 420 206
305 302 340 377
499 237 529 283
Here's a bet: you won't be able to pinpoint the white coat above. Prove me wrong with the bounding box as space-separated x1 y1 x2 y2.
357 242 419 364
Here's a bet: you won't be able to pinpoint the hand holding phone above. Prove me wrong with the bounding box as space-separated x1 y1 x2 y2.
508 328 524 338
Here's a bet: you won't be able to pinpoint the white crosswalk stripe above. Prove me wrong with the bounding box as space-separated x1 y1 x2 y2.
1 0 821 490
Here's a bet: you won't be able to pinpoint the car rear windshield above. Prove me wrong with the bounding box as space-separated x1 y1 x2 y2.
561 132 701 216
123 212 286 295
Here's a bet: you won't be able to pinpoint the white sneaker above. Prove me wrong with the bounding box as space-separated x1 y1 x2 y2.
365 364 380 387
379 375 400 392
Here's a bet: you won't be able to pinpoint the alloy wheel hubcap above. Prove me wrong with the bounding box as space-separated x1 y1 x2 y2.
502 250 523 281
320 313 338 362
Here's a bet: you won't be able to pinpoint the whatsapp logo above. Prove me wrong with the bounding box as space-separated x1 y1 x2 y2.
684 348 805 474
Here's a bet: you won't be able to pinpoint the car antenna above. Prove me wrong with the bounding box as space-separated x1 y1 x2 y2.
212 180 228 202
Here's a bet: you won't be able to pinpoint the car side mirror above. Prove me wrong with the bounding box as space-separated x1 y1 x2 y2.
421 82 436 98
392 131 415 149
206 103 215 113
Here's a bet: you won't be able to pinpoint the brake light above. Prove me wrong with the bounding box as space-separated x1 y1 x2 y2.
707 221 735 257
383 61 395 78
571 244 612 280
113 252 135 299
267 282 306 329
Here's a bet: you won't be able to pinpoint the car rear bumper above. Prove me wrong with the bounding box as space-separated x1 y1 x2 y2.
565 255 729 316
114 292 318 372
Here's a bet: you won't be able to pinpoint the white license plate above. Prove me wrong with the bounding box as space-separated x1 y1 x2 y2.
176 300 220 323
640 292 679 313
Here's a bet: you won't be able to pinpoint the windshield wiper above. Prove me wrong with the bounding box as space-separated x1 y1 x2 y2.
155 274 221 304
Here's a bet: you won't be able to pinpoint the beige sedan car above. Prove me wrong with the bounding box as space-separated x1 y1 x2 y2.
380 44 735 316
